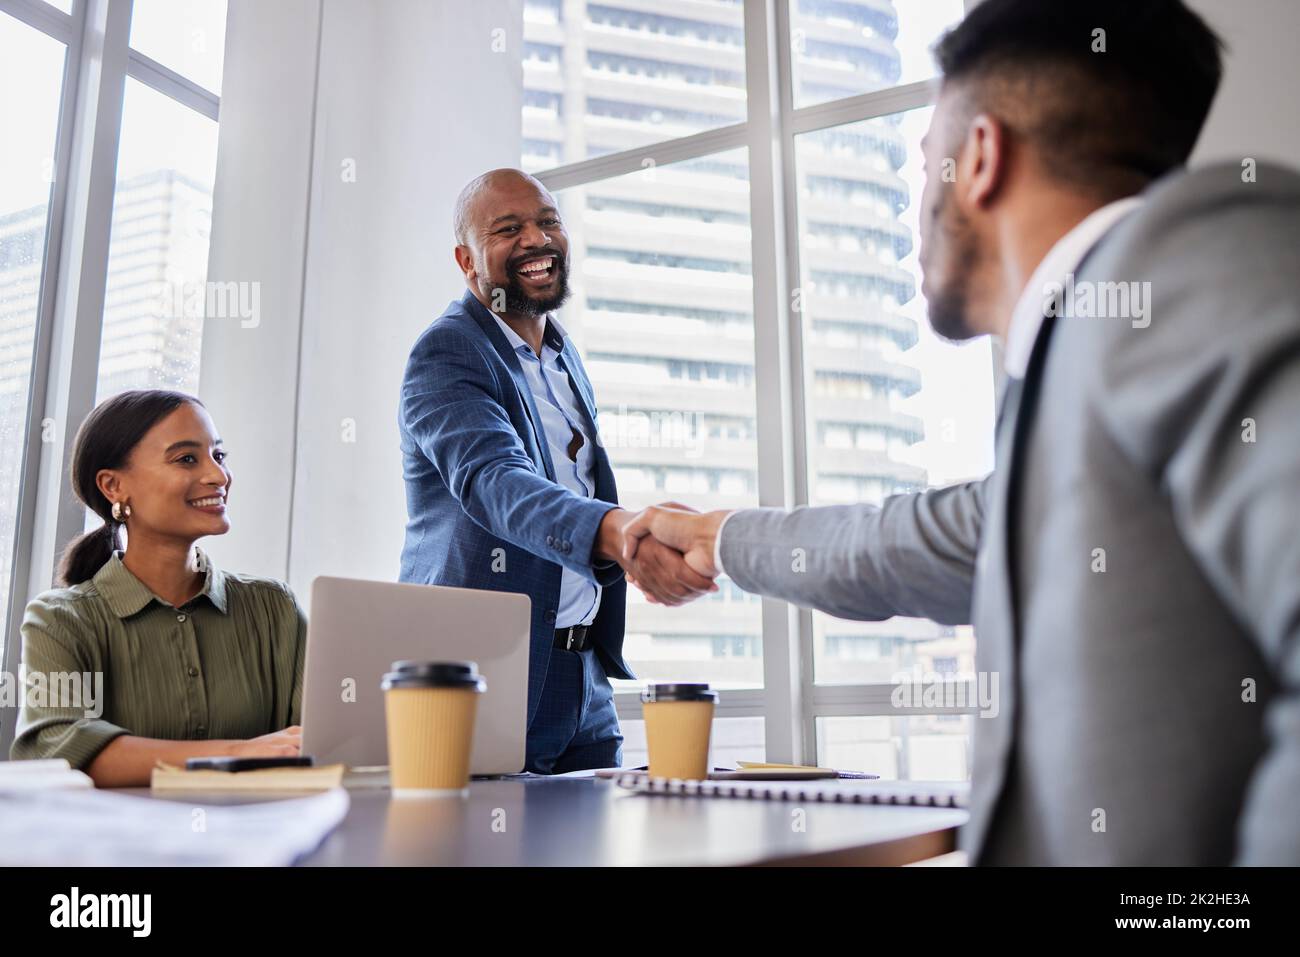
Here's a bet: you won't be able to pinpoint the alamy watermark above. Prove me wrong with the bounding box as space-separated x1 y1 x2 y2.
1043 272 1151 328
155 276 261 329
50 887 150 937
0 668 103 719
595 404 706 458
889 665 1000 718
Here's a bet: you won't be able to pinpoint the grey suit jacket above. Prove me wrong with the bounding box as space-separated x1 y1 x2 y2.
720 162 1300 865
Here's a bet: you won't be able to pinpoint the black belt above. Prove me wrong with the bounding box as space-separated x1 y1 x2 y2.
554 625 591 652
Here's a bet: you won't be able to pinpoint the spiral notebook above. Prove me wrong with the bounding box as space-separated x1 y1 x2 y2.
614 773 969 808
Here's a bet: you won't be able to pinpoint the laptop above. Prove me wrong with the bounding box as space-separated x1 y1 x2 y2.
301 576 530 775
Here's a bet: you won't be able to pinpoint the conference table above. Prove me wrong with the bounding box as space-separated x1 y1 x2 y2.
135 773 968 866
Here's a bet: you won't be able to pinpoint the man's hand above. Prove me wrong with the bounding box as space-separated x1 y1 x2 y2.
622 505 732 582
595 506 718 606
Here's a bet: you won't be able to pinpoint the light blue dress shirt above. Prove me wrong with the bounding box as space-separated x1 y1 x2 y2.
492 315 601 628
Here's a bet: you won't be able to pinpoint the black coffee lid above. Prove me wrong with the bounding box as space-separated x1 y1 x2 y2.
381 660 486 692
641 682 718 703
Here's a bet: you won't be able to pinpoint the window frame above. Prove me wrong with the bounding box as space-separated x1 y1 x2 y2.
0 0 225 755
532 0 990 765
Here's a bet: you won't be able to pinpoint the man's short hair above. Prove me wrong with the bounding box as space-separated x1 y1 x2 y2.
934 0 1224 198
453 168 546 246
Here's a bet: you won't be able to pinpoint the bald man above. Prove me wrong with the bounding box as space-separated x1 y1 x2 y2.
398 169 715 773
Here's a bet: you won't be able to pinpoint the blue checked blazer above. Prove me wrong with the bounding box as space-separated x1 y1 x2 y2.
398 289 633 727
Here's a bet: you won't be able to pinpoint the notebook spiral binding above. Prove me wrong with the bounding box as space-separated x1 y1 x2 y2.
613 772 969 808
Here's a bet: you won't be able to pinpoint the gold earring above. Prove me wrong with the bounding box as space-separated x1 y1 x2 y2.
111 501 131 522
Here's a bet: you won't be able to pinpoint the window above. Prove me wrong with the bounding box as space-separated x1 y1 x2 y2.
553 150 764 691
789 0 965 108
796 105 995 692
95 79 219 400
128 0 228 95
522 0 747 172
818 714 972 780
92 2 225 402
0 12 67 665
524 0 989 775
1 0 229 752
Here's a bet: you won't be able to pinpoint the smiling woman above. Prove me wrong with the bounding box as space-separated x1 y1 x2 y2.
59 390 232 587
9 390 307 786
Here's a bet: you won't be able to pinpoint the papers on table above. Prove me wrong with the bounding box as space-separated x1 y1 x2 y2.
0 786 350 866
0 758 93 791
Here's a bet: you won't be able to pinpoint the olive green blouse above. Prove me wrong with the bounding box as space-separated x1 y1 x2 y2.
10 550 304 769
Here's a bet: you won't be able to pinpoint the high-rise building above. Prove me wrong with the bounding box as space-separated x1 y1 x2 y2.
522 0 977 775
0 168 211 406
95 169 211 400
0 169 213 606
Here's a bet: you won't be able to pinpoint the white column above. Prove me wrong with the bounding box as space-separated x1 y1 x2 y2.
197 0 323 581
199 0 524 596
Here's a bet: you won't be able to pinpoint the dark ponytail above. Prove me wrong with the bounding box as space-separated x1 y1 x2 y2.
59 389 203 586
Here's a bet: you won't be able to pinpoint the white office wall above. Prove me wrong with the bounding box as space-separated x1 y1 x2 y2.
201 0 523 595
199 0 320 584
286 0 523 598
1188 0 1300 166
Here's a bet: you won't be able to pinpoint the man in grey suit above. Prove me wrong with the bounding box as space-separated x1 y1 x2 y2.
623 0 1300 865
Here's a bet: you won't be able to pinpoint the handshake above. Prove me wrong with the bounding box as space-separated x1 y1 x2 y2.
594 504 733 606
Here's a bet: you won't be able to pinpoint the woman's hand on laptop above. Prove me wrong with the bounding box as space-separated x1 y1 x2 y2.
227 725 302 758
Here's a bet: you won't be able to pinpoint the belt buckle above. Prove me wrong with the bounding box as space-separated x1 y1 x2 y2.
556 625 587 652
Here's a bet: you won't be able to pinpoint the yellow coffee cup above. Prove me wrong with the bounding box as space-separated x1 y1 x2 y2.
641 682 719 780
381 660 486 797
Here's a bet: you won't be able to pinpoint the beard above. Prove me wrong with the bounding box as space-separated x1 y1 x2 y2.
921 185 982 343
497 253 571 317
